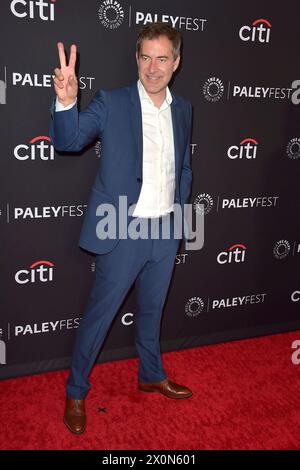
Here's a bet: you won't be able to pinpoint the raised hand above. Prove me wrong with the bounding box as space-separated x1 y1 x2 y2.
53 42 78 106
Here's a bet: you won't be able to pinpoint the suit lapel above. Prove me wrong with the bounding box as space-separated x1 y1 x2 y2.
129 83 143 177
171 95 182 196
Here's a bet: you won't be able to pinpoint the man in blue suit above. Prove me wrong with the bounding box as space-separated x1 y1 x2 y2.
51 22 193 435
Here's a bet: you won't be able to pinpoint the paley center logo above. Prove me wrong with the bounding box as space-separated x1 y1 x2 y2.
97 1 207 32
185 292 267 317
10 0 55 21
273 240 300 259
185 297 205 317
239 18 271 43
203 77 224 102
98 0 124 29
14 135 54 161
193 193 279 213
203 77 293 103
217 243 247 264
193 193 214 215
227 137 258 160
15 260 55 284
286 138 300 159
273 240 290 259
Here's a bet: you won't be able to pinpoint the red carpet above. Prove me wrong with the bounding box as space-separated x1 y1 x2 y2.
1 330 300 450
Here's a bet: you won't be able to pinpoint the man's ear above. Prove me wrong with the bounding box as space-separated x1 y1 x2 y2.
173 55 180 72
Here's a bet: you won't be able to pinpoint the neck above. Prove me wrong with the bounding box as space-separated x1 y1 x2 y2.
149 89 166 108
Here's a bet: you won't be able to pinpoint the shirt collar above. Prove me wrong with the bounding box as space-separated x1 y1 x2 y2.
137 79 172 107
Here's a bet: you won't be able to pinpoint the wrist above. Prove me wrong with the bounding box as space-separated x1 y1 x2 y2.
57 97 77 107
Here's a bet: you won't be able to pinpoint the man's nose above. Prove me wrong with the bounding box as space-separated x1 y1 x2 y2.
148 59 158 73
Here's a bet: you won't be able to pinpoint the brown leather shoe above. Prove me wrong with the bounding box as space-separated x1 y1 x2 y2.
63 397 86 435
138 378 193 399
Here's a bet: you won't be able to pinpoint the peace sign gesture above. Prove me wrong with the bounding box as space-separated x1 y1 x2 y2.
53 42 78 106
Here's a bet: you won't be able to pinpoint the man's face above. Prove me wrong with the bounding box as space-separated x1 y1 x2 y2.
136 36 180 100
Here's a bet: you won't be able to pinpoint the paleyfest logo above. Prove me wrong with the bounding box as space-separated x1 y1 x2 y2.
203 78 296 103
98 0 124 29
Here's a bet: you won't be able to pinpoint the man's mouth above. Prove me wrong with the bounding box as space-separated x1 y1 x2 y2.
146 75 161 81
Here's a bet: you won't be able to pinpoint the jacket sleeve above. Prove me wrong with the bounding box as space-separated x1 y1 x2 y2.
180 102 193 205
49 90 108 152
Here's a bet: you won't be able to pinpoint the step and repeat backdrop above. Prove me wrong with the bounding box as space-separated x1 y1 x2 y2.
0 0 299 378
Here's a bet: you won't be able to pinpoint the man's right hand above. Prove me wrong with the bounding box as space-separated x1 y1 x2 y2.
53 42 78 107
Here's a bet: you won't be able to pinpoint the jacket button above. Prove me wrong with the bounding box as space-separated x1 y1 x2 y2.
137 177 142 183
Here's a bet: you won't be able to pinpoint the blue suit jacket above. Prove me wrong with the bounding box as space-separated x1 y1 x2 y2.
50 83 193 254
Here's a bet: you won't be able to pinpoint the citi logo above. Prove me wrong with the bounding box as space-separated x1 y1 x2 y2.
239 19 271 43
217 244 247 264
227 138 258 159
10 0 55 21
15 260 55 284
14 135 54 161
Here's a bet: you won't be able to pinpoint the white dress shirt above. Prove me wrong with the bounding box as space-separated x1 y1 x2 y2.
55 81 176 218
133 80 175 218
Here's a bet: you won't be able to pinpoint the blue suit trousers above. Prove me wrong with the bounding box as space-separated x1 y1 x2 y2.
66 217 180 399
